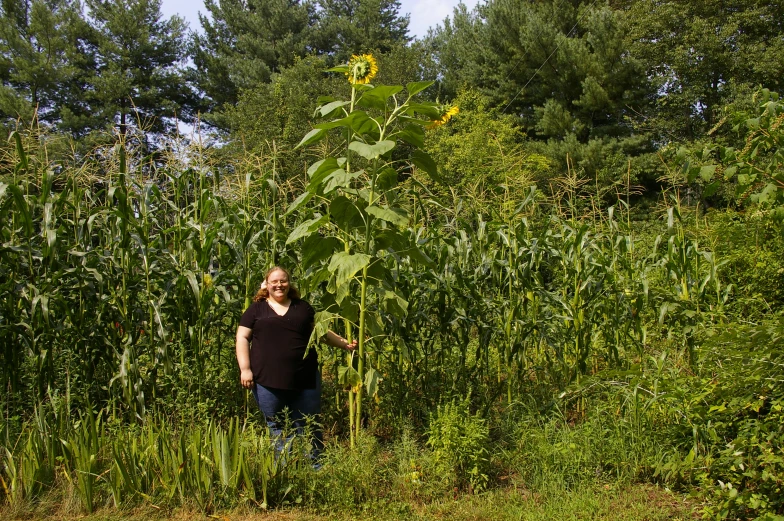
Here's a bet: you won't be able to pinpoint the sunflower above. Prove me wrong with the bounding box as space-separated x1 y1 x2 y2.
426 105 459 129
346 54 378 85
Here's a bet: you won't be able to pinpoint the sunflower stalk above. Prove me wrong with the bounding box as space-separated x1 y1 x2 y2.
289 55 449 446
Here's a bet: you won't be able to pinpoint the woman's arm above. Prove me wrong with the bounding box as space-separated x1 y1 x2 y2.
324 330 358 351
236 325 254 389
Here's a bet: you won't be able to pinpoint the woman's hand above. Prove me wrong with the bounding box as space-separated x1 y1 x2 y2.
240 368 254 389
236 325 254 389
325 330 358 351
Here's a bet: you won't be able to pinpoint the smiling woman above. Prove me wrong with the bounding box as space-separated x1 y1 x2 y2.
235 266 356 458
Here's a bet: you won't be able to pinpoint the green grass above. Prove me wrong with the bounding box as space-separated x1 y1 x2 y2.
1 483 694 520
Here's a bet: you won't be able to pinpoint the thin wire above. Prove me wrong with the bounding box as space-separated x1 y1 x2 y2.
501 0 600 115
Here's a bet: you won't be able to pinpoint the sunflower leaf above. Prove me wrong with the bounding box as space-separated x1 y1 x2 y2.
406 81 434 96
358 85 403 110
296 128 327 149
349 140 395 160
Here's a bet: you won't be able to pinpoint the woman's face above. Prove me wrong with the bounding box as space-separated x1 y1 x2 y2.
266 269 290 301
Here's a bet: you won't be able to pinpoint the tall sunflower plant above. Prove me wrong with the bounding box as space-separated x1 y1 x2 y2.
287 54 456 445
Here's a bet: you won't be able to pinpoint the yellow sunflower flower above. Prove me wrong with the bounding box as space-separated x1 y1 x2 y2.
346 54 378 85
426 105 459 129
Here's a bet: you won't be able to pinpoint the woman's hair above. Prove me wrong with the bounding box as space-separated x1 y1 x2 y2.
253 266 301 302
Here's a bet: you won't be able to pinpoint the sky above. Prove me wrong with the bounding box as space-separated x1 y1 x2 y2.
159 0 480 41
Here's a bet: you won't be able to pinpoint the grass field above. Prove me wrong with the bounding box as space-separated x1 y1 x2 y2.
2 483 695 521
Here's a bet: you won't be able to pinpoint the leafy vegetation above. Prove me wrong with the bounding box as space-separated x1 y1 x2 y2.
2 0 784 519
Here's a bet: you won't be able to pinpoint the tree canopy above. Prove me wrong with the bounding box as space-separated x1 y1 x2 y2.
0 0 781 205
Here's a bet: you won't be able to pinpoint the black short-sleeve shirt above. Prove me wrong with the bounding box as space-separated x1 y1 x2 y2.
239 298 317 390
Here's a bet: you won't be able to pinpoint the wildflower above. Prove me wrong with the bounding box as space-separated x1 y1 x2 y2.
426 105 459 129
346 54 378 85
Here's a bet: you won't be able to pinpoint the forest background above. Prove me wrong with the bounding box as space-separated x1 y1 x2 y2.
1 0 784 520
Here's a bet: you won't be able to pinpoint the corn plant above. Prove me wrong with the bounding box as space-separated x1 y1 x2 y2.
654 203 729 365
0 129 296 422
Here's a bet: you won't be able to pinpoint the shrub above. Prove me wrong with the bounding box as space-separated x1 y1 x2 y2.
645 317 784 519
426 398 490 492
300 431 390 511
696 318 784 520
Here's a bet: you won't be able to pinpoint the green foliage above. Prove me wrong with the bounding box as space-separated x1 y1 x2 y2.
422 89 548 212
5 9 784 519
302 431 387 510
707 211 784 318
702 321 784 519
191 0 316 122
0 410 300 512
314 0 410 63
391 428 441 500
3 52 784 519
652 203 728 365
2 404 698 519
648 319 784 520
426 399 490 492
192 0 411 129
675 89 784 212
86 0 194 136
426 0 655 184
222 48 429 178
0 128 286 415
0 0 94 134
624 0 784 142
507 406 660 491
226 56 345 177
0 0 194 138
60 409 103 512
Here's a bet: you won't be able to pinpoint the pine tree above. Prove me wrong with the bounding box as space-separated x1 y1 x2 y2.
427 0 654 186
313 0 410 62
190 0 315 125
86 0 194 137
0 0 95 133
190 0 411 130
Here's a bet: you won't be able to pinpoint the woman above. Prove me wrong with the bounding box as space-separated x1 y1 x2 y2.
235 266 356 456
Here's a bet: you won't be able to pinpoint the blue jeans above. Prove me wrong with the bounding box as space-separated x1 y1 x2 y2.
252 375 323 459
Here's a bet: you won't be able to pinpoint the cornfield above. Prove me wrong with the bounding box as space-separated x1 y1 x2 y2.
1 86 728 510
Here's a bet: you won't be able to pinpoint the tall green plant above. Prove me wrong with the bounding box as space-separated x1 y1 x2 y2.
654 202 728 365
288 54 445 445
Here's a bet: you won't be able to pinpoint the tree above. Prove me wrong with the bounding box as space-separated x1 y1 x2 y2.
679 89 784 216
226 55 344 178
420 3 485 103
191 0 315 127
191 0 411 131
313 0 410 63
86 0 194 137
0 0 95 134
223 45 431 185
423 89 548 209
622 0 784 143
426 0 656 192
